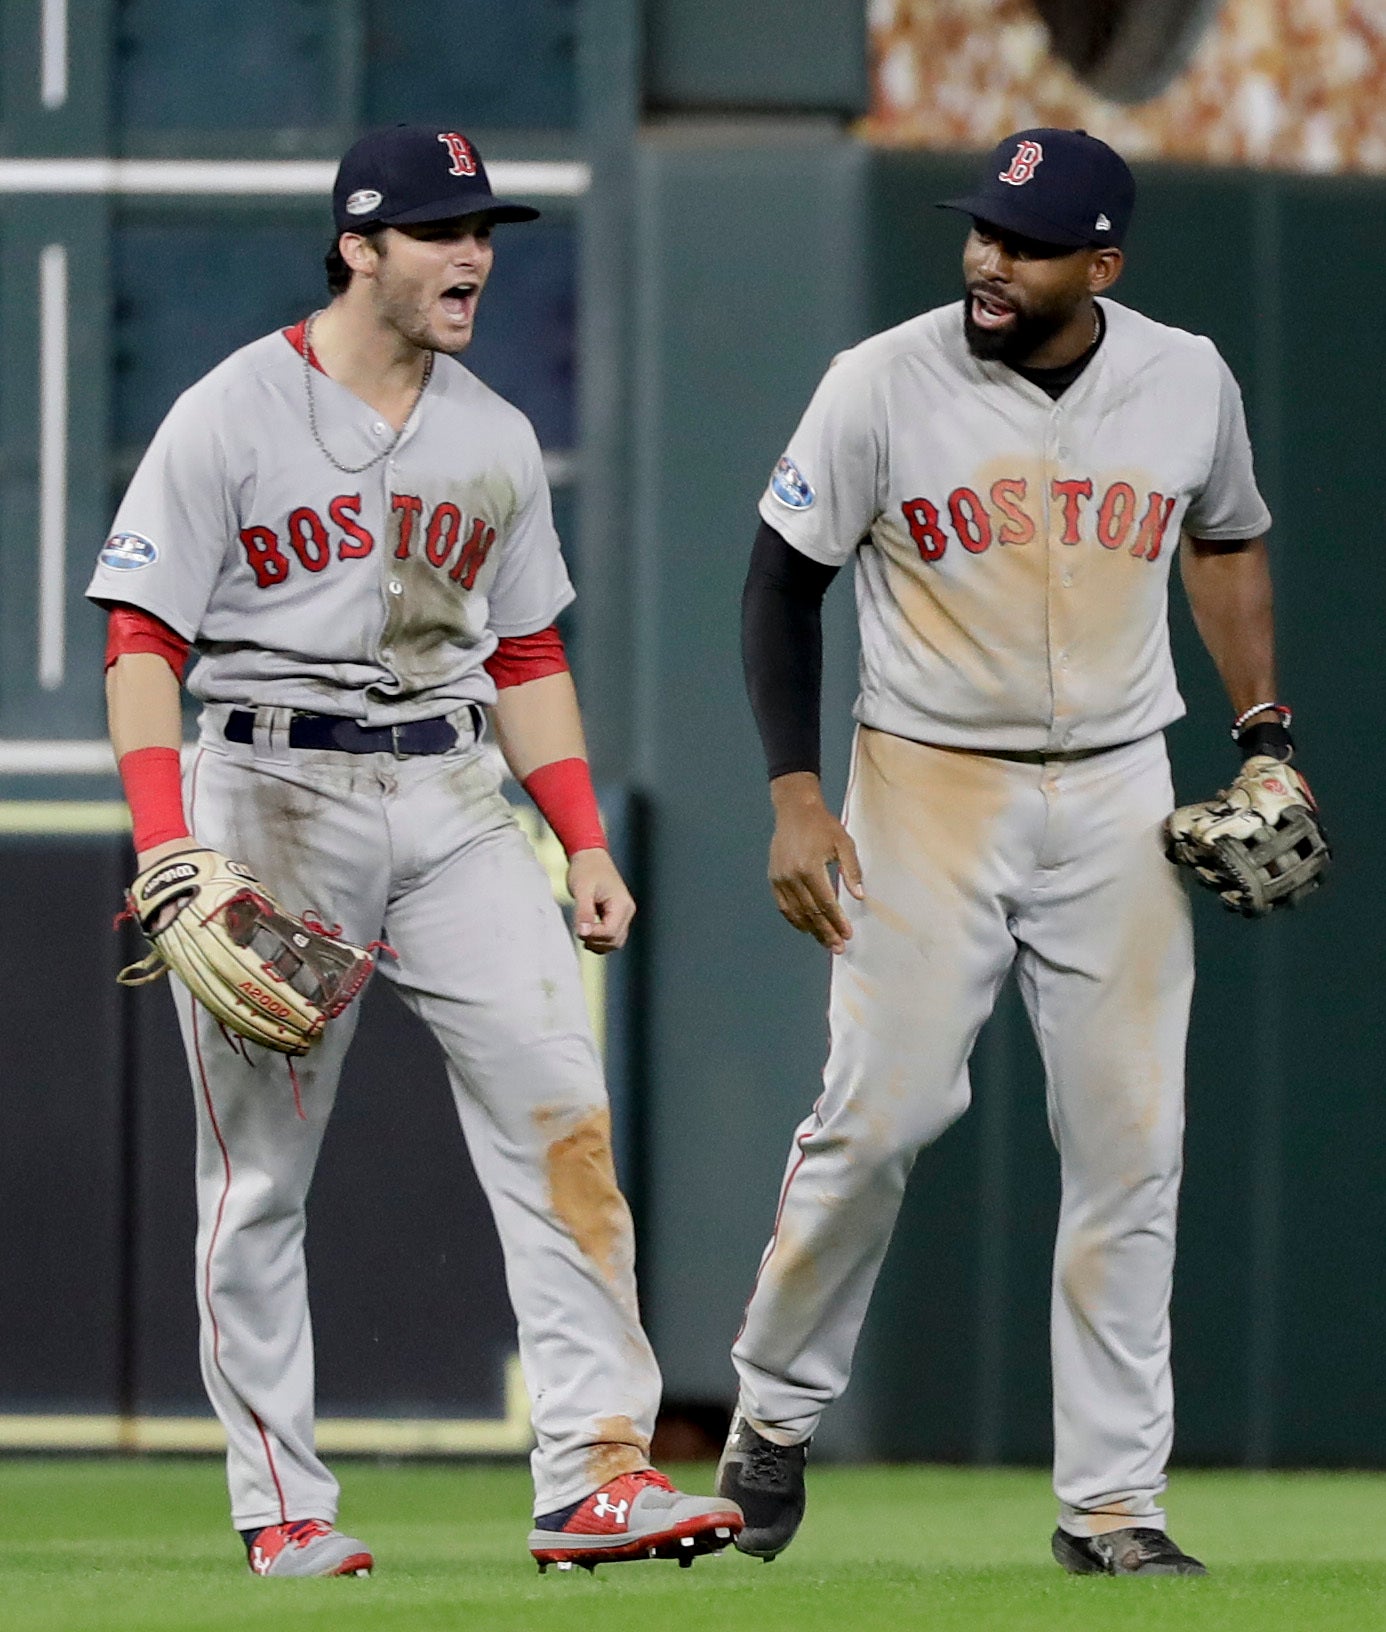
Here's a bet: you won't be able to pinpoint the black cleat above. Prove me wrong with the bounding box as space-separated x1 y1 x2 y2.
715 1409 809 1560
1052 1526 1208 1576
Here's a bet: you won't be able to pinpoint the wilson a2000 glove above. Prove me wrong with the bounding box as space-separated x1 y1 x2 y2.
118 848 376 1054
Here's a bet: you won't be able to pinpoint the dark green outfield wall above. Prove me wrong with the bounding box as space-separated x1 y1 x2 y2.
632 134 1386 1465
5 0 1381 1465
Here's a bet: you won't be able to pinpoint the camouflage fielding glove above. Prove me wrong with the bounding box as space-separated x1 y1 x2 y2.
118 848 376 1054
1164 756 1331 918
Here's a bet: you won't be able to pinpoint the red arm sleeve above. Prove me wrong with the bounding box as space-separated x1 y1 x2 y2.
483 623 569 690
105 606 192 680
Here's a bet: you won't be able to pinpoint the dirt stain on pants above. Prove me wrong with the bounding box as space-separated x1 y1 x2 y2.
535 1104 631 1288
586 1414 651 1487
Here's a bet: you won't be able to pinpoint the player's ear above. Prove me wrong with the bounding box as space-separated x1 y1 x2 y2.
1087 247 1123 293
338 231 382 279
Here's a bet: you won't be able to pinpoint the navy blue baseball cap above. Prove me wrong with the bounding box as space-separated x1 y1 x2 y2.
939 128 1135 249
333 124 541 232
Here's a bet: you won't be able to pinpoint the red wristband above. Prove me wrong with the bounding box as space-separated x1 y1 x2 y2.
521 757 606 857
119 746 191 854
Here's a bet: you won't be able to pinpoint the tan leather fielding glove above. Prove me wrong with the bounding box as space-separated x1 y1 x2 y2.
1165 756 1331 917
118 848 376 1054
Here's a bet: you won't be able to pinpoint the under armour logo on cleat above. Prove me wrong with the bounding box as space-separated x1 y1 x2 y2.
593 1494 630 1526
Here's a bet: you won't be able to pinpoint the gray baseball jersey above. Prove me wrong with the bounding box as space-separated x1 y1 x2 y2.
759 297 1270 752
88 330 573 723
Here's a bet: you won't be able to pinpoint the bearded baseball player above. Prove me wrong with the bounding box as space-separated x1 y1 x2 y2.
716 129 1327 1575
89 123 741 1578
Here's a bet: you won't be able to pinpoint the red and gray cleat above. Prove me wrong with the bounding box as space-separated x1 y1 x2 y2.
246 1518 374 1577
529 1468 743 1573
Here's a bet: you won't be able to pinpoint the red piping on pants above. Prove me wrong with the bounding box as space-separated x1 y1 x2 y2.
188 745 289 1524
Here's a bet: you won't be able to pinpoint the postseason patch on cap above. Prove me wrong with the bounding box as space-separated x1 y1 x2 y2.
99 532 159 571
346 188 383 216
770 456 815 510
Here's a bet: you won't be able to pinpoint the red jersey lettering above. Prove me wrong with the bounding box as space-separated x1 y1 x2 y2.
239 526 290 588
425 503 463 569
1131 491 1176 560
902 497 947 562
286 507 331 572
330 493 375 559
1096 482 1137 551
990 478 1035 545
1129 489 1175 561
391 493 425 559
1052 478 1094 545
948 487 992 554
450 517 498 587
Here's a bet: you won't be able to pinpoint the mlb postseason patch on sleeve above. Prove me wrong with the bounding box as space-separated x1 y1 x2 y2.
99 532 159 571
770 456 815 511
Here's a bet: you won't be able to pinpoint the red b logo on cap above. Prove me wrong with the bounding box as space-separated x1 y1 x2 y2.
437 132 478 177
999 140 1044 186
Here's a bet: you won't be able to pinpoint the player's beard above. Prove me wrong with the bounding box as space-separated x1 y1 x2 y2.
962 287 1076 366
372 280 452 355
370 260 479 357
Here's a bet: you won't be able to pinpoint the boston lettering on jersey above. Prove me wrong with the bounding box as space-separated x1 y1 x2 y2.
901 477 1176 562
238 493 498 591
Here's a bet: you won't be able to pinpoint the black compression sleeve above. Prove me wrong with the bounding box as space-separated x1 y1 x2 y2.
741 519 841 780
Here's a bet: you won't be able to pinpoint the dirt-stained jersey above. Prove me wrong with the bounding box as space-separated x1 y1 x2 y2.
760 297 1270 753
86 330 573 724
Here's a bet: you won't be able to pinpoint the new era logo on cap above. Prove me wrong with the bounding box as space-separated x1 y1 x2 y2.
1096 212 1112 231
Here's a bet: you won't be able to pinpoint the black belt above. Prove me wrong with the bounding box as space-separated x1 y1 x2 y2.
983 743 1119 765
224 709 471 756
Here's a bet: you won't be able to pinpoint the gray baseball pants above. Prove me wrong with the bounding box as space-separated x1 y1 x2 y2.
733 726 1194 1537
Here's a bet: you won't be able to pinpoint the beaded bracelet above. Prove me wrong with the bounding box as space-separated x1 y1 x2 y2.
1230 701 1292 740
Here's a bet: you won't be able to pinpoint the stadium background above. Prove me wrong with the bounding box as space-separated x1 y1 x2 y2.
1 0 1382 1477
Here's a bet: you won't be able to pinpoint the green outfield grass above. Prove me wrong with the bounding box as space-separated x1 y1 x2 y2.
1 1459 1383 1632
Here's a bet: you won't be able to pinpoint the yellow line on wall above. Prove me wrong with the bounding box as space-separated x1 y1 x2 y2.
0 801 130 833
0 1356 532 1455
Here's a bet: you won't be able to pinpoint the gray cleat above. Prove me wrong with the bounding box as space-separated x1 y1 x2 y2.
1052 1526 1207 1576
715 1409 809 1560
528 1468 742 1571
247 1518 374 1577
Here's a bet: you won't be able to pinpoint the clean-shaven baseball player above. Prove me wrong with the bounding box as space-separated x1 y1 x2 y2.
90 124 741 1578
718 129 1312 1575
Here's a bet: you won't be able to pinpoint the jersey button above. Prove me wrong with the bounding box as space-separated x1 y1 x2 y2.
388 579 403 595
373 421 387 435
1062 571 1074 587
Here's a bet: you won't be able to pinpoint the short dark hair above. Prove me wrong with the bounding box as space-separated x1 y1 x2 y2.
324 228 385 295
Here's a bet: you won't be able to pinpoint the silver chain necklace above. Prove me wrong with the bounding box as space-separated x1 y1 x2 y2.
302 311 434 475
